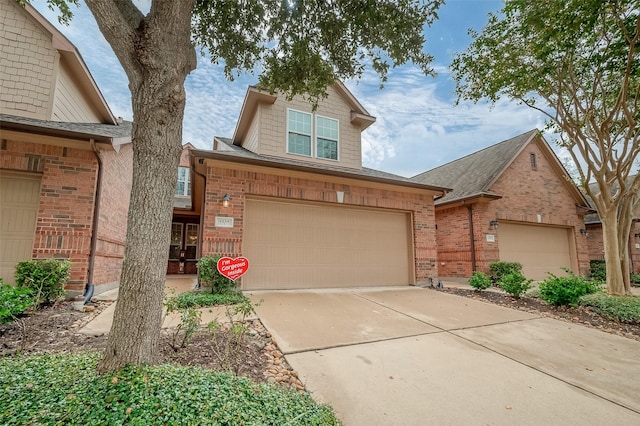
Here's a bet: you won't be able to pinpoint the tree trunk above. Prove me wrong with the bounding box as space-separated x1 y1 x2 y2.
88 0 197 373
601 208 632 296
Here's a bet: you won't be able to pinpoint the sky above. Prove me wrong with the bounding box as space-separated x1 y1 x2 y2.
31 0 557 178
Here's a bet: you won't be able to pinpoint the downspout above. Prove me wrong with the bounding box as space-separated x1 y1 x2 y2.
467 205 477 273
86 138 103 301
191 155 207 287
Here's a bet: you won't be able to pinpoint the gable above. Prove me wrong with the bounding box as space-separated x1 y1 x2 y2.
0 0 115 124
489 138 585 218
232 83 375 171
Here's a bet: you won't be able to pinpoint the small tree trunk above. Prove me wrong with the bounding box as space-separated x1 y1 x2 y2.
601 208 632 295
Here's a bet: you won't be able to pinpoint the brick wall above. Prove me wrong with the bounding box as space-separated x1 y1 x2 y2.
201 163 438 284
91 144 133 291
0 0 57 120
1 138 97 291
587 214 640 275
435 139 589 278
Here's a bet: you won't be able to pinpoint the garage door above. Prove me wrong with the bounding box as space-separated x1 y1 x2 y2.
0 171 41 283
498 222 575 280
242 198 413 290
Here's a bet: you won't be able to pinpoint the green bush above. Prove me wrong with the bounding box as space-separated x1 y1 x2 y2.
580 293 640 323
539 271 602 306
468 271 492 291
197 255 236 294
14 259 70 306
631 274 640 287
171 291 248 309
589 260 606 282
498 271 532 298
0 284 34 323
489 261 522 282
0 352 341 425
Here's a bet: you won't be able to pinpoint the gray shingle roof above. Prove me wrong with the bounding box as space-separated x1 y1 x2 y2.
411 129 539 205
200 137 450 193
584 175 639 224
1 114 132 144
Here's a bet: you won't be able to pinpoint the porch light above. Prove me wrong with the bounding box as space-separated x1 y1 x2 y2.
579 228 589 236
222 194 231 208
489 220 498 230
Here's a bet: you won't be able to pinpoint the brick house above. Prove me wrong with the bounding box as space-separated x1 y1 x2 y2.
584 178 640 274
412 130 592 280
174 83 447 290
0 0 132 296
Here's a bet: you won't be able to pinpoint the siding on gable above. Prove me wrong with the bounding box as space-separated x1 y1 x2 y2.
52 60 102 123
256 85 362 170
243 108 260 154
0 0 57 120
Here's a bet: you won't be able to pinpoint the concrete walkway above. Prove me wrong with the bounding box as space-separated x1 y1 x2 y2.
248 287 640 426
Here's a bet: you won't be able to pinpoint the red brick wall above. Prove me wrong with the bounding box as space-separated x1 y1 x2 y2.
632 220 640 274
91 144 133 291
1 137 133 293
435 139 589 278
587 215 640 275
201 163 439 285
1 138 97 291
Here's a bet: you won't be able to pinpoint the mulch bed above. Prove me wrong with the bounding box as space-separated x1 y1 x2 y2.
440 287 640 341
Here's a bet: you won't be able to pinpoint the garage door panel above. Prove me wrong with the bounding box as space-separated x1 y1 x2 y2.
0 172 41 283
243 199 412 290
498 223 574 280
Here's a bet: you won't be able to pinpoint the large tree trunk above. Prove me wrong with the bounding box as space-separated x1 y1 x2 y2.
601 208 632 296
86 0 197 373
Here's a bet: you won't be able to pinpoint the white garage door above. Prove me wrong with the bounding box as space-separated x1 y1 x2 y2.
0 171 41 283
498 222 575 280
242 198 413 290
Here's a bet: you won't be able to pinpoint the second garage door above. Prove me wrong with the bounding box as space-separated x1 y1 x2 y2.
242 198 413 290
498 222 576 280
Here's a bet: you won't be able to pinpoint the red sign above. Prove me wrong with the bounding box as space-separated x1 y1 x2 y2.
217 256 249 281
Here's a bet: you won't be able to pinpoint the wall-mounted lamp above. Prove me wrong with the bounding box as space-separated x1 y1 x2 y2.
221 194 231 208
489 220 499 230
579 228 589 236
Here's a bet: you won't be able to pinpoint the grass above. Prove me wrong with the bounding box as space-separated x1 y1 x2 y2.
579 293 640 324
169 291 249 309
0 352 341 425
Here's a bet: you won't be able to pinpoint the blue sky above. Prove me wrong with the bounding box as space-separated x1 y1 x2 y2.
31 0 556 177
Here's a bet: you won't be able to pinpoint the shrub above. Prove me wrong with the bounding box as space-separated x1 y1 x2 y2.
196 255 236 294
589 260 606 282
468 271 492 291
539 271 602 306
172 291 248 309
0 285 34 323
14 259 70 306
489 261 522 282
0 352 341 425
498 271 532 298
631 274 640 287
580 293 640 323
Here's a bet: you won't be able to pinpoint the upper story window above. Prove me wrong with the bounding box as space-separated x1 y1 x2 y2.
287 109 339 160
175 166 191 196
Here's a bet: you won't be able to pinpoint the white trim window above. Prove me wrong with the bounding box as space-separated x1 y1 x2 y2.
287 109 339 160
316 115 339 160
175 166 191 196
287 109 312 156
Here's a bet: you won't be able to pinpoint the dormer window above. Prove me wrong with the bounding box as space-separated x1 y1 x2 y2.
175 166 191 196
287 109 339 160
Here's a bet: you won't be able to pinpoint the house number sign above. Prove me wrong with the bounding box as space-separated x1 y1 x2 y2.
217 257 250 281
215 216 234 228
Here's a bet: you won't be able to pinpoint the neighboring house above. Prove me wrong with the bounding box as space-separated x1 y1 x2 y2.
412 130 593 280
0 0 132 296
177 83 448 290
584 178 640 274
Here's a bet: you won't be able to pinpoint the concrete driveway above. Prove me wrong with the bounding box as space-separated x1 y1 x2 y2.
249 287 640 425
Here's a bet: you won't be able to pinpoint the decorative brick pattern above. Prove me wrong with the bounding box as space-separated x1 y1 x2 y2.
201 164 438 284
